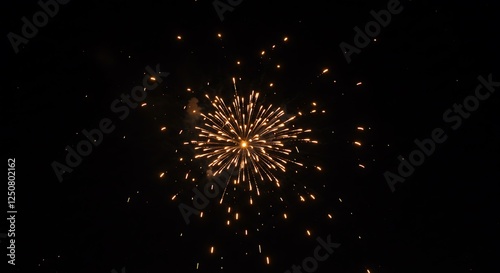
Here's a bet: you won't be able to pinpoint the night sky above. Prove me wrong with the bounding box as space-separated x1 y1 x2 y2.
3 0 500 272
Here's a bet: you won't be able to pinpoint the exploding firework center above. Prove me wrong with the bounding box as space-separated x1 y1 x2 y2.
240 140 249 148
194 89 316 190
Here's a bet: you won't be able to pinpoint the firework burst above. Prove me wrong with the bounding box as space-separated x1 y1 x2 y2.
193 78 317 201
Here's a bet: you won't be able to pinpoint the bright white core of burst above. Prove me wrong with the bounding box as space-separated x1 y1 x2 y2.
240 140 248 148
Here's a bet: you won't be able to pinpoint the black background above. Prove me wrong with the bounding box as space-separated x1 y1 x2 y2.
3 0 499 272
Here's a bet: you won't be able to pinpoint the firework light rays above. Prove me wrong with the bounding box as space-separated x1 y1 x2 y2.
193 78 317 202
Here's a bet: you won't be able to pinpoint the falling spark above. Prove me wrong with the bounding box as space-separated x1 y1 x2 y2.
356 82 363 86
357 127 364 131
141 103 147 107
177 35 182 40
306 230 311 236
327 213 333 219
266 257 270 265
359 164 365 168
210 246 214 254
283 37 288 42
354 141 362 146
160 172 165 178
161 127 167 131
